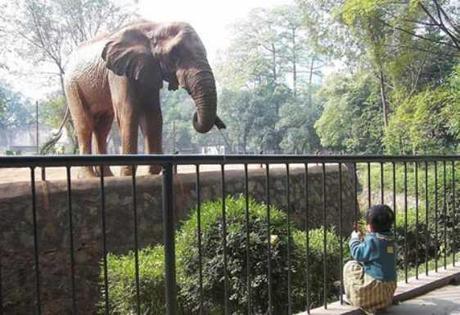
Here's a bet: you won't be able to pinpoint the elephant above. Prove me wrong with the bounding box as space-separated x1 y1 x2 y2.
64 20 225 177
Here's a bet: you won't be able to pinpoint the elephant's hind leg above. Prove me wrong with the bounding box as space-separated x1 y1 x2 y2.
93 112 115 177
65 81 97 178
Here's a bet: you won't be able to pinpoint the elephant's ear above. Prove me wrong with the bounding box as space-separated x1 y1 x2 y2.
102 29 161 85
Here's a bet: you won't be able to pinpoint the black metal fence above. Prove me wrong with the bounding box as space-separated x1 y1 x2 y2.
0 155 458 315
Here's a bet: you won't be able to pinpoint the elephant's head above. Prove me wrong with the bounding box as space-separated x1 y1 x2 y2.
101 21 225 133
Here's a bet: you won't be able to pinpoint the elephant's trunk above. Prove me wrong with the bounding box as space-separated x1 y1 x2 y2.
187 69 217 134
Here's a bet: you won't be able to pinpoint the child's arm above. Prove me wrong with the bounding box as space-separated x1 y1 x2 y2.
349 235 377 262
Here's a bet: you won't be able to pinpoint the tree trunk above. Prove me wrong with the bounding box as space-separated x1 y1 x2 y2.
378 68 389 127
308 57 315 108
292 27 297 97
271 43 277 84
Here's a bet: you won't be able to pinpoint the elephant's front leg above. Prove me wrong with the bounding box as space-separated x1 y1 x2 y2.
118 108 139 177
140 96 163 175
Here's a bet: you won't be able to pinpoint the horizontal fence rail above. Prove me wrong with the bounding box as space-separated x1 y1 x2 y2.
0 155 458 315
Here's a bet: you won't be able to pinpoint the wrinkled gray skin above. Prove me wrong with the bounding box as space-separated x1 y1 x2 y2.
64 20 224 177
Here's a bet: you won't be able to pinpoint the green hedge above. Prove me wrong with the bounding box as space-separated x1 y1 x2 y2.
101 196 343 314
99 247 165 314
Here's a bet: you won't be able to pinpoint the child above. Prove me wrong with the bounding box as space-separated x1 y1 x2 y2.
343 204 397 314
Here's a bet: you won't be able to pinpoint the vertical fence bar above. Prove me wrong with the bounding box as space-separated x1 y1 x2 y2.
195 165 204 314
425 161 429 276
414 162 419 279
265 164 273 315
131 166 141 315
354 162 358 228
338 163 343 305
99 166 109 315
380 162 384 204
0 241 2 315
244 163 251 314
322 163 327 309
30 168 42 315
443 161 447 270
392 162 397 239
162 163 177 315
453 161 456 267
221 164 229 315
404 162 408 283
367 162 371 209
304 163 310 314
286 164 292 314
434 161 438 272
66 166 77 313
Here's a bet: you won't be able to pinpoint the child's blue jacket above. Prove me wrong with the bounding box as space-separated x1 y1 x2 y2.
349 231 397 282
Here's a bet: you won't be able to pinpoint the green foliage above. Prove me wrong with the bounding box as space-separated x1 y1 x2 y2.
212 2 328 154
0 84 33 130
40 94 66 128
315 72 384 153
299 0 460 155
277 92 322 153
104 197 343 314
217 84 292 153
178 196 341 313
101 247 166 314
359 162 460 270
385 66 460 154
161 89 196 152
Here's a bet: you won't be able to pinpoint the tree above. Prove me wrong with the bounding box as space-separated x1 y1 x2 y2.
0 82 33 148
161 90 195 153
297 0 458 130
315 72 384 153
277 91 322 153
1 0 135 93
217 5 325 94
296 0 364 68
384 65 460 154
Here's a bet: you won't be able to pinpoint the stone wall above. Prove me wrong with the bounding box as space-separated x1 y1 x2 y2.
0 164 357 314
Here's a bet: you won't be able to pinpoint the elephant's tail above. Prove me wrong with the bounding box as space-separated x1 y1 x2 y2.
40 106 71 155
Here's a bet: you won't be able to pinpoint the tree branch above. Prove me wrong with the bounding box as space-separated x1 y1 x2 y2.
378 17 459 49
419 2 460 50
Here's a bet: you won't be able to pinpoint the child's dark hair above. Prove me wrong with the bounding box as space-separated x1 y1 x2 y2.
365 204 394 232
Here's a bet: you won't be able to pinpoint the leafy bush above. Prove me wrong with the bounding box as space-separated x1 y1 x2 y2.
393 209 436 270
102 196 343 314
178 197 342 313
100 247 166 314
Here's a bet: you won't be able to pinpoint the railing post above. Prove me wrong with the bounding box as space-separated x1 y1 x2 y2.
162 163 177 315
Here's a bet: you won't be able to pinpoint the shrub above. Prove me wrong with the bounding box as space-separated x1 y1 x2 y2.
100 247 166 314
177 196 342 313
292 228 344 310
102 196 344 314
393 209 437 270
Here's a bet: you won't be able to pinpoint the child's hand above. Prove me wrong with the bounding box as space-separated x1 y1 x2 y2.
350 230 361 239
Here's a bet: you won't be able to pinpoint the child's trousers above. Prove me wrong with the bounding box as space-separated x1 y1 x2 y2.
343 260 397 314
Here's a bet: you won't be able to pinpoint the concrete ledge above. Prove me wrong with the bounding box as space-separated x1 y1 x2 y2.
393 264 460 302
297 265 460 315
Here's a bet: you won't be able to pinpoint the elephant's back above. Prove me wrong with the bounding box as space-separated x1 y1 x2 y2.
65 39 111 105
66 39 108 85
